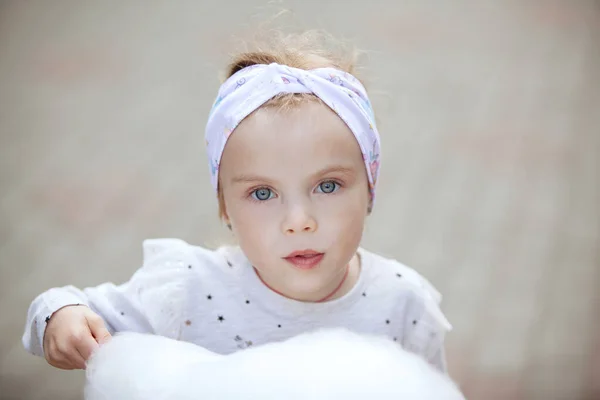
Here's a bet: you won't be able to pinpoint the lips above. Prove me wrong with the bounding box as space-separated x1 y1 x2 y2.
283 250 324 270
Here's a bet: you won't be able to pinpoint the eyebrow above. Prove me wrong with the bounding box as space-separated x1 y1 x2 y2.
230 165 357 185
310 165 357 179
230 174 273 185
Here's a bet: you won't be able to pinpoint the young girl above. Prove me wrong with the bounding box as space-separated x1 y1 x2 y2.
22 31 452 373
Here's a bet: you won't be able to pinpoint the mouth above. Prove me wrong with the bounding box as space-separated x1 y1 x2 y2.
283 250 325 270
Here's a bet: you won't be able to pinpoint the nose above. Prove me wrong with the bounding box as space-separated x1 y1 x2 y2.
281 202 318 235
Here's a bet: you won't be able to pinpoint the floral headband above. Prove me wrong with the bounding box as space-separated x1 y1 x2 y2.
205 63 381 208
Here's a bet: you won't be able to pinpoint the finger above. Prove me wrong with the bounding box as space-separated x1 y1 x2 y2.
76 333 99 361
46 338 69 366
44 338 58 363
48 352 81 370
71 348 89 370
86 314 112 344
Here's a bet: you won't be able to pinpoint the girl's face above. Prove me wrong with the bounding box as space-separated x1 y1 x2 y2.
219 101 370 302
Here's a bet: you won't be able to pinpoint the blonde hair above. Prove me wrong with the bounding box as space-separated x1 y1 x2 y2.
217 30 363 223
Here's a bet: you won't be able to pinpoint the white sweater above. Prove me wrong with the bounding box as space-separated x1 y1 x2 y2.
22 238 452 371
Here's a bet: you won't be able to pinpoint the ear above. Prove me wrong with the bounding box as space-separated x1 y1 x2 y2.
218 187 232 230
222 211 233 231
222 213 232 231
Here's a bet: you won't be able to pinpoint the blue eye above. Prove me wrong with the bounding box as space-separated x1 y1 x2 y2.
251 188 273 201
317 181 339 194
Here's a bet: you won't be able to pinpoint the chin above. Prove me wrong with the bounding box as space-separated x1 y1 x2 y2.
283 274 336 298
85 329 465 400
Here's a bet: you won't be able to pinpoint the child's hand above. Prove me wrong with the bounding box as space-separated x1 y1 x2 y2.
43 305 112 370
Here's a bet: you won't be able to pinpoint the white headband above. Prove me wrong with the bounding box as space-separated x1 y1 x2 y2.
205 63 381 205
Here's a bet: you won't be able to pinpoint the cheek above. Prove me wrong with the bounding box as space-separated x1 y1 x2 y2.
225 198 276 253
324 186 369 222
318 189 368 244
227 197 274 226
233 216 276 271
322 199 366 264
333 206 366 241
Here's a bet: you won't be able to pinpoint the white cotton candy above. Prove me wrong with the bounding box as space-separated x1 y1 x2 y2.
85 329 465 400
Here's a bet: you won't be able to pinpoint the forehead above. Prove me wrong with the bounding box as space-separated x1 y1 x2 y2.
220 102 364 177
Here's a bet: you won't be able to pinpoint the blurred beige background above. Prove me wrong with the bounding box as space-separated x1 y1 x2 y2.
0 1 598 399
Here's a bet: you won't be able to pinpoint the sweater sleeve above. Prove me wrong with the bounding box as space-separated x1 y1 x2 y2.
397 265 452 373
22 238 196 358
